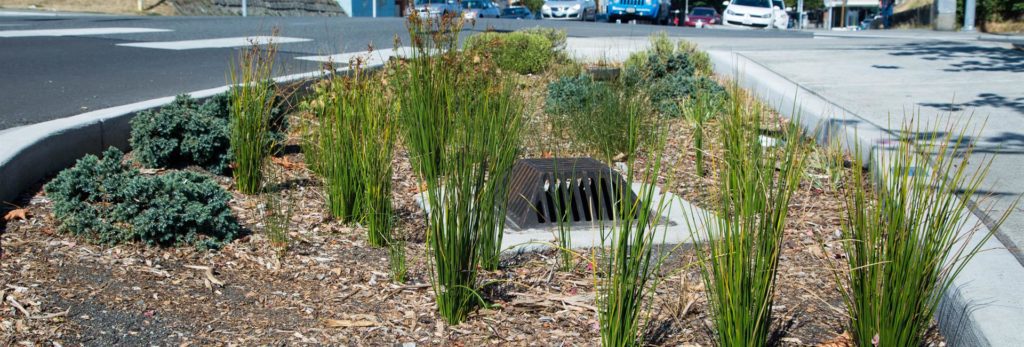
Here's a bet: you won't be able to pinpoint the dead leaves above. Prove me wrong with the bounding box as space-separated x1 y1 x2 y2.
3 208 30 221
183 265 224 290
325 314 380 328
817 331 854 347
271 156 304 170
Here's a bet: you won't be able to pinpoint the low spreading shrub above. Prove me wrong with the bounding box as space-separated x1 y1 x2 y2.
464 31 554 75
130 95 233 174
649 74 725 118
45 147 240 249
545 74 597 116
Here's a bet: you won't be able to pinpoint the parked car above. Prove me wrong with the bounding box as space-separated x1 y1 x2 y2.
410 0 461 18
722 0 774 29
606 0 671 24
771 0 789 28
541 0 598 21
683 6 720 27
501 6 535 19
462 0 501 18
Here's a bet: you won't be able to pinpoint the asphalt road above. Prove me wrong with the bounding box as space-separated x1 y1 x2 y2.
0 12 808 130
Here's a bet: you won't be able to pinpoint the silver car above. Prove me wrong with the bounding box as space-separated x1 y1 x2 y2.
541 0 598 20
462 0 501 18
410 0 462 18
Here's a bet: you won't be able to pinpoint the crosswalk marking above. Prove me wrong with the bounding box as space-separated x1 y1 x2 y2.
296 47 422 66
117 36 310 50
0 27 171 38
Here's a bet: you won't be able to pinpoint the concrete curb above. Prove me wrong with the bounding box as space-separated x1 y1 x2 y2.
0 64 372 206
708 49 1024 346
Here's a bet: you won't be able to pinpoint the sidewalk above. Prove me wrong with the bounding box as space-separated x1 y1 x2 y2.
691 30 1024 346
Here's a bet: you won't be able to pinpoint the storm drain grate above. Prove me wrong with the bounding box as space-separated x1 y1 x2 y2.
505 158 638 230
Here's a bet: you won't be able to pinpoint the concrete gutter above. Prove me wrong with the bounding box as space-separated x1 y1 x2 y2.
0 59 388 206
708 49 1024 346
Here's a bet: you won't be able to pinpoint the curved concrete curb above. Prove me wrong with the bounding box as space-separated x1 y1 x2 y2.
708 49 1024 346
0 65 369 206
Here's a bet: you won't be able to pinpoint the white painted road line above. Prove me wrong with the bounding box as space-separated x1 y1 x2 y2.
296 47 420 65
0 27 171 38
117 36 311 50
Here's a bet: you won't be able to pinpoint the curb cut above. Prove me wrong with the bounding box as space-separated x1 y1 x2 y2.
0 65 372 206
707 49 1024 346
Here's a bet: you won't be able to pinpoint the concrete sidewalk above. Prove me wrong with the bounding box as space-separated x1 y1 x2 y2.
692 30 1024 346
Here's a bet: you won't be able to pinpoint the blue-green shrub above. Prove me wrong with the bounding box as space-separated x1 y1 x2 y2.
649 74 726 118
545 74 597 116
130 91 287 175
130 95 233 174
44 147 240 249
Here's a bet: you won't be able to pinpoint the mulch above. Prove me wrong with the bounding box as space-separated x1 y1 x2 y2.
0 69 946 346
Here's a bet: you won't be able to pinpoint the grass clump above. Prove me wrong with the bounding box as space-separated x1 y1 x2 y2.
229 41 279 195
401 13 525 323
682 91 725 176
691 87 810 346
594 108 671 347
45 147 240 249
463 31 555 75
547 80 655 163
355 72 398 247
835 120 1014 346
130 95 233 174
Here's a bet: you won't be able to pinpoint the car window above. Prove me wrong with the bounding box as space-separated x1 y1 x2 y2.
731 0 771 8
415 0 447 4
772 0 784 8
462 0 486 8
692 8 715 16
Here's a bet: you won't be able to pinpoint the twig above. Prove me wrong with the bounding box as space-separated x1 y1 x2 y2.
6 296 31 318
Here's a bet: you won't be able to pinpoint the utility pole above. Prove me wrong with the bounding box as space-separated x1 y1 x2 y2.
797 0 804 29
242 0 248 17
963 0 976 31
138 0 144 12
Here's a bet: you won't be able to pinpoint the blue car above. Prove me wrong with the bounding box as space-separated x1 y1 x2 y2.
606 0 671 24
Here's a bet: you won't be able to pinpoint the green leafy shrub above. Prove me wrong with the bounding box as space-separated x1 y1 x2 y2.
464 31 554 75
44 148 240 249
544 74 596 116
130 95 233 174
516 26 567 52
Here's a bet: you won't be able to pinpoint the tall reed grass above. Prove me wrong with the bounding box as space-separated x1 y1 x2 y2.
593 96 671 347
229 41 278 195
836 119 1014 346
683 92 722 177
691 86 810 346
399 13 524 323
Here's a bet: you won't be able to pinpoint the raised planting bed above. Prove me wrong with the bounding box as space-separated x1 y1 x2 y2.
2 28 962 346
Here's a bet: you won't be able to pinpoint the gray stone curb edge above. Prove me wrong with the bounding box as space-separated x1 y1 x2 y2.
0 65 370 206
707 49 1024 346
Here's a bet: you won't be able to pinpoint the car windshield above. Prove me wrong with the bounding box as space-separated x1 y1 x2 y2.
462 1 485 9
731 0 770 7
415 0 446 5
692 8 716 16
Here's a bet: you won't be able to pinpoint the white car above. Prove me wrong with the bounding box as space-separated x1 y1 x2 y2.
771 0 789 28
541 0 598 21
410 0 462 18
722 0 775 29
462 0 501 18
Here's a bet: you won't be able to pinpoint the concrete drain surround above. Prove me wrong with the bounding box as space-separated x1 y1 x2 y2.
415 158 709 253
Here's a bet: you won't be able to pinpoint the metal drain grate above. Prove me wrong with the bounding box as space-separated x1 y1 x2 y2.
505 158 638 230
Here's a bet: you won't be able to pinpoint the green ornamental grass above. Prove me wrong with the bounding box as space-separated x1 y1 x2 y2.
229 41 278 195
594 103 671 347
691 87 810 346
836 119 1015 346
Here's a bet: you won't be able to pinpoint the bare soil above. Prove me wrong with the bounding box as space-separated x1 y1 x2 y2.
0 0 176 16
